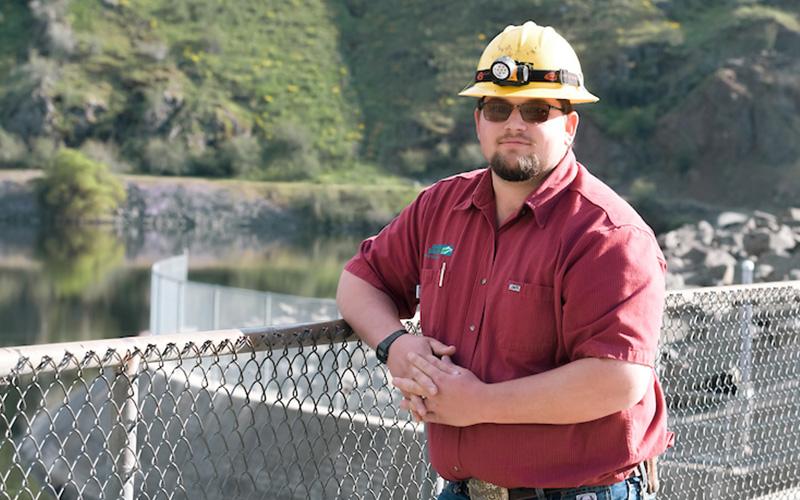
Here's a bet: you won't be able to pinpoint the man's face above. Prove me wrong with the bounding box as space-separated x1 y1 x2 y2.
474 96 578 183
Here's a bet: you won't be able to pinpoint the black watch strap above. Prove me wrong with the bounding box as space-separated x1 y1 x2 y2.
375 329 408 364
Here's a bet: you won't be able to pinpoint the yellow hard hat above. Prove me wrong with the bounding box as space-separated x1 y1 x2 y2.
459 21 598 103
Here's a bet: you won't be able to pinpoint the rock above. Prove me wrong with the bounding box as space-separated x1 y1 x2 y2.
144 83 185 131
704 249 737 269
786 207 800 224
774 225 798 254
665 273 685 290
714 231 744 255
757 252 800 281
754 263 775 281
659 226 697 255
750 210 780 231
742 229 773 256
136 40 169 61
703 248 736 285
666 257 686 272
717 211 749 228
743 226 797 256
681 245 710 265
697 220 714 245
658 209 800 288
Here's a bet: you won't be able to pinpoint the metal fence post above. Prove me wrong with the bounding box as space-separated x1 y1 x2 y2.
738 259 755 456
109 353 140 500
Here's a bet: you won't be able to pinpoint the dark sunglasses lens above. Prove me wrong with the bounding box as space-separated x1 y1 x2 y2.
483 101 513 122
520 104 550 123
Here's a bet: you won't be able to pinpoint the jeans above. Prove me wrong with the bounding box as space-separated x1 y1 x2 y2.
437 475 655 500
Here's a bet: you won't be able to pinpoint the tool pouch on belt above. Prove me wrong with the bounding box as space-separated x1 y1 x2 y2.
645 456 659 494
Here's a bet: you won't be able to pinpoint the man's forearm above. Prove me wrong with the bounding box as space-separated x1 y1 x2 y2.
397 354 652 426
335 270 405 349
476 357 652 424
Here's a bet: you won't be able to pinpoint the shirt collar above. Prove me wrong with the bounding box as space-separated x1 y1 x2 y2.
452 149 579 228
524 149 579 228
453 168 494 211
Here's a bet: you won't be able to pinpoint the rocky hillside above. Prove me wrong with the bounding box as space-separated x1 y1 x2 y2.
659 209 800 288
1 0 799 214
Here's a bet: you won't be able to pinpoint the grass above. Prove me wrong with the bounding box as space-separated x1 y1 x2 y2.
102 0 360 158
1 0 798 195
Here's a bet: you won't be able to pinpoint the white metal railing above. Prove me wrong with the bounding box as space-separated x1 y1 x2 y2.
150 253 340 335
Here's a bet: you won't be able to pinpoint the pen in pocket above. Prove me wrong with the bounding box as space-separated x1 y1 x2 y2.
438 261 446 287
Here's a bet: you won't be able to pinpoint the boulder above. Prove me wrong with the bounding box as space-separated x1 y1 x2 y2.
742 230 773 256
786 207 800 224
717 211 748 228
696 220 714 246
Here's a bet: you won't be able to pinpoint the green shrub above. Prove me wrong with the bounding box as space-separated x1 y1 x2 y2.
0 128 26 166
79 139 132 173
143 137 190 175
26 136 59 168
38 148 126 223
259 123 321 181
217 135 264 177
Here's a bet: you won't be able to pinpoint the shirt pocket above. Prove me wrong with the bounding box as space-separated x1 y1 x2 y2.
493 282 557 373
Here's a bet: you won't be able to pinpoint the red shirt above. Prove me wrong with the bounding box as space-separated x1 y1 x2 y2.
345 150 673 488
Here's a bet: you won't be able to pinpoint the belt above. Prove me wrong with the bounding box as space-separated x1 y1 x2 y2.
466 478 541 500
461 459 659 500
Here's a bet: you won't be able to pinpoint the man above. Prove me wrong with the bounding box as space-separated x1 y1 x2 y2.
337 21 672 500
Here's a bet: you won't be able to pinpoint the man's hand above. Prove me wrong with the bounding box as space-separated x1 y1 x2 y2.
386 335 455 420
393 353 484 427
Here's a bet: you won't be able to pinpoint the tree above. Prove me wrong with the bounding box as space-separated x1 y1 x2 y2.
38 148 126 223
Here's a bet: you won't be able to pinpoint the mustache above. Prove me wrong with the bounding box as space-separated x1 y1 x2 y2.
497 134 532 144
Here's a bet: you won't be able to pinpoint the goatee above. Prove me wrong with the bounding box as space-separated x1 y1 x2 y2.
489 152 543 182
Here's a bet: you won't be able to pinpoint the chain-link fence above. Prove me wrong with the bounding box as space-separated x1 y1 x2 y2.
2 282 800 499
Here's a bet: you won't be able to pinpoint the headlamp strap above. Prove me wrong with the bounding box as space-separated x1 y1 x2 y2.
474 67 581 87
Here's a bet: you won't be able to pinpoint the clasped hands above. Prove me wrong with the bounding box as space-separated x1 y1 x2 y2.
387 336 483 427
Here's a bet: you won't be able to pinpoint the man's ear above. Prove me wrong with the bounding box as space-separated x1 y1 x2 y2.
565 111 579 146
474 107 482 140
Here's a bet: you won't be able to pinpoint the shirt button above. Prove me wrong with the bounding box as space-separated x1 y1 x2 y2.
480 278 487 285
469 325 476 332
452 466 460 472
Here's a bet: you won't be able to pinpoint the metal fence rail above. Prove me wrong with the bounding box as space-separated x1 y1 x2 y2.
2 282 800 499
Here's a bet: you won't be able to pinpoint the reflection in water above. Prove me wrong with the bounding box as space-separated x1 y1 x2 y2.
0 224 368 347
38 224 125 298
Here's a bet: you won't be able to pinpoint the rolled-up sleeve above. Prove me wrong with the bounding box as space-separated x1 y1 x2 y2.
344 190 429 319
559 225 666 366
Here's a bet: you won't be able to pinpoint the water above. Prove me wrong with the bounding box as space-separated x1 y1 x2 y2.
0 223 369 348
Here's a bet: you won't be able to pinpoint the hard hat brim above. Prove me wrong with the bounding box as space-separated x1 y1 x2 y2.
459 82 599 104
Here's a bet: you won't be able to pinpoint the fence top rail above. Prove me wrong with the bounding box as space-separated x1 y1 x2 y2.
0 319 355 378
665 279 800 299
3 279 800 378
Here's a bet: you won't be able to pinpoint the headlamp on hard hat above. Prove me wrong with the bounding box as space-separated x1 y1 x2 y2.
474 55 582 88
489 56 530 86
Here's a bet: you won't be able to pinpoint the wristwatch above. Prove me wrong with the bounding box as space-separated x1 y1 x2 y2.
375 329 408 364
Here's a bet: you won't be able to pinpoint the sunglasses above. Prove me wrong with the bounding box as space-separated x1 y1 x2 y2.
478 99 566 124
